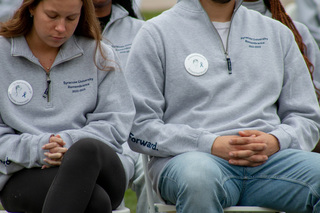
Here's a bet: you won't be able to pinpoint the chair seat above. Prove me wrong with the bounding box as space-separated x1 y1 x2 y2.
155 203 176 212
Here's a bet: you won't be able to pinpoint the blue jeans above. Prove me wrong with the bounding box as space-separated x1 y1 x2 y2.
158 150 320 213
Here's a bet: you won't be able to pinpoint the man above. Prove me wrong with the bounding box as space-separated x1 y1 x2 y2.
92 1 160 212
125 0 320 212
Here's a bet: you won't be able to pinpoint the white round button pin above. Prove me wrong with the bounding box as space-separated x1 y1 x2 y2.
8 80 33 105
185 53 209 76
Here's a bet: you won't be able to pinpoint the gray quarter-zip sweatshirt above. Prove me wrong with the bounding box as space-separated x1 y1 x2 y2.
0 35 135 190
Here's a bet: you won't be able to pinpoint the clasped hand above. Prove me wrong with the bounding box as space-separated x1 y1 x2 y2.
42 135 68 169
211 130 280 167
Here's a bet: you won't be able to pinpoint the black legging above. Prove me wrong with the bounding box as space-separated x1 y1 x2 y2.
0 139 126 213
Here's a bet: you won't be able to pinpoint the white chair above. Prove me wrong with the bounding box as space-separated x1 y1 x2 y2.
142 154 281 213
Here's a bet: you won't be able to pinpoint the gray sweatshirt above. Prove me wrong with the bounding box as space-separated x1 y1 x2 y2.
0 35 135 190
125 0 320 192
242 0 320 100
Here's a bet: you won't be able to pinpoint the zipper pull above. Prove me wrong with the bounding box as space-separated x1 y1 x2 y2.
43 73 51 102
226 54 232 75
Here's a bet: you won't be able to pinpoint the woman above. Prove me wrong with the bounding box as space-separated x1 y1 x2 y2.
0 0 135 212
95 0 144 69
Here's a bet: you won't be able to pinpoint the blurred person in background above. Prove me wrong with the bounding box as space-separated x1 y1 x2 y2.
242 0 320 100
0 0 22 22
295 0 320 48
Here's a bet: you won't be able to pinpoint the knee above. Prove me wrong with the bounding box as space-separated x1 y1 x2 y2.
168 152 224 196
70 138 99 152
68 139 112 158
64 139 109 165
85 185 112 212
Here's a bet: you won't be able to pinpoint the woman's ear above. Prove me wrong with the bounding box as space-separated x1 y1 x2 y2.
29 6 35 17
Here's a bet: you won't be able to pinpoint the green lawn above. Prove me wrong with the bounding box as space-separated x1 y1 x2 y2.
124 188 138 213
142 10 164 20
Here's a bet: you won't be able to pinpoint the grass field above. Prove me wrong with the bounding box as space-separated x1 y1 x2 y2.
124 188 138 213
142 10 163 20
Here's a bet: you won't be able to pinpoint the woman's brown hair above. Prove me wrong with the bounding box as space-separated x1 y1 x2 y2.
264 0 320 99
0 0 112 71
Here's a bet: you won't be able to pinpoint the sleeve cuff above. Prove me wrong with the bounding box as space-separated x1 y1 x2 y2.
269 125 294 150
197 131 218 153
